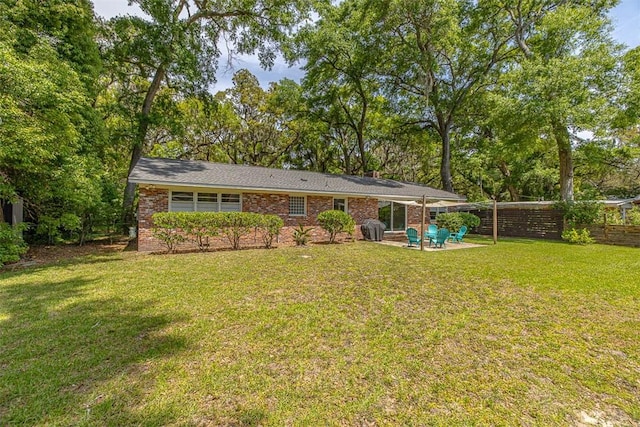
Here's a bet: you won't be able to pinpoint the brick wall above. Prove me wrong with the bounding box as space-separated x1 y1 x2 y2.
136 188 380 251
137 186 169 252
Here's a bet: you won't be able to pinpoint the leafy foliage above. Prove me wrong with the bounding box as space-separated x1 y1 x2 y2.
435 213 464 233
317 210 356 243
151 212 188 253
151 212 284 252
292 224 313 246
0 222 27 267
458 212 481 230
626 206 640 225
561 228 595 245
555 200 604 227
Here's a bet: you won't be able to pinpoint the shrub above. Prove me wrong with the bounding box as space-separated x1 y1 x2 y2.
604 209 623 225
259 215 284 249
626 206 640 225
151 212 284 252
217 212 262 250
36 215 61 245
0 222 28 267
317 210 355 243
151 212 187 253
435 212 464 232
561 228 595 245
555 200 604 227
176 212 221 251
292 224 313 246
458 212 481 229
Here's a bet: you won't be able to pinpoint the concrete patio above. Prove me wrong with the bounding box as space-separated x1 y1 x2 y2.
374 239 484 251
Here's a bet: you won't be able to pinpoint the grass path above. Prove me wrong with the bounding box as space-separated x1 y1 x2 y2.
1 238 639 425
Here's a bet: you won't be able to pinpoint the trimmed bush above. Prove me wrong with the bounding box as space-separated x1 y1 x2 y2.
151 213 187 253
317 210 355 243
259 215 284 249
218 212 261 250
151 211 283 252
458 212 481 229
0 222 27 267
435 212 464 232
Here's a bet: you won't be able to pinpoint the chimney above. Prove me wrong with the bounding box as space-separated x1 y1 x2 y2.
364 171 381 179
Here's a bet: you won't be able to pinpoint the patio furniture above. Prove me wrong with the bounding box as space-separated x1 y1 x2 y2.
424 224 438 240
406 227 421 247
429 228 450 248
448 225 468 243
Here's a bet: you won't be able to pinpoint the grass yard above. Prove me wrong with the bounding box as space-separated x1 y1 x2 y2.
1 238 639 426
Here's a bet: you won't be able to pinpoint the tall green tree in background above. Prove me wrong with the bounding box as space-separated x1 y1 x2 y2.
367 0 515 193
499 0 620 201
101 0 318 228
298 1 383 174
0 0 116 242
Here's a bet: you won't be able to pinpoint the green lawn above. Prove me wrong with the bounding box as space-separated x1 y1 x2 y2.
1 238 639 426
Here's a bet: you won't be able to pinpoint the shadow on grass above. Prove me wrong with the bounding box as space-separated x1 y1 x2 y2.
0 274 188 425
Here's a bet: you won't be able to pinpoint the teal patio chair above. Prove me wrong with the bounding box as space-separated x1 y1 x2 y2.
429 228 450 248
406 227 421 247
448 225 468 243
424 224 438 240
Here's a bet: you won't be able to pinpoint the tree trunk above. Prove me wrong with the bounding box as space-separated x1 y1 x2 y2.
122 65 166 229
438 115 454 193
552 120 574 201
498 161 520 201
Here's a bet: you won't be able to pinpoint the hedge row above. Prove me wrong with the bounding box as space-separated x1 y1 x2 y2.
151 212 284 252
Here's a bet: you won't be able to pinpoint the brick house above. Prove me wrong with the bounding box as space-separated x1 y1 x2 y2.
129 157 464 251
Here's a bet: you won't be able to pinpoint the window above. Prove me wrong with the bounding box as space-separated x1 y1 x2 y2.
333 198 347 212
430 207 447 221
197 193 218 212
220 193 241 212
289 196 306 216
171 192 194 212
170 191 241 212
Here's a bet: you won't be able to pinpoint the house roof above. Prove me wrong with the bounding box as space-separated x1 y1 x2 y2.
129 157 464 201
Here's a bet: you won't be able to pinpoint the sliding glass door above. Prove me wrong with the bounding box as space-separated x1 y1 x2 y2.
378 201 406 232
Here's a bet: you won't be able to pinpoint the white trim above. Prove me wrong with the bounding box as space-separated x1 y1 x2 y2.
333 197 348 213
289 195 307 216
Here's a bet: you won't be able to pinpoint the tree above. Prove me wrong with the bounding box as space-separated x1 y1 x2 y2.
0 1 111 243
101 0 317 228
500 0 620 201
298 2 384 174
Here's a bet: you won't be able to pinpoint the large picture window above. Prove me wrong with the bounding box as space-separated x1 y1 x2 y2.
170 191 241 212
289 196 306 216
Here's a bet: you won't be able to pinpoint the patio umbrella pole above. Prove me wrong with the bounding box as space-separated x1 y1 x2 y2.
420 195 426 251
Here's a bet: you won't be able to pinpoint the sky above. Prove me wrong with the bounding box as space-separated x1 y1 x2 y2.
92 0 640 91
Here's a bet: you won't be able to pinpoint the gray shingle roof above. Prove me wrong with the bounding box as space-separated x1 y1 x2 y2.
129 157 464 201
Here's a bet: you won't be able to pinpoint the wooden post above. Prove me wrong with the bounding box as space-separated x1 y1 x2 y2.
420 195 426 251
493 197 498 245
